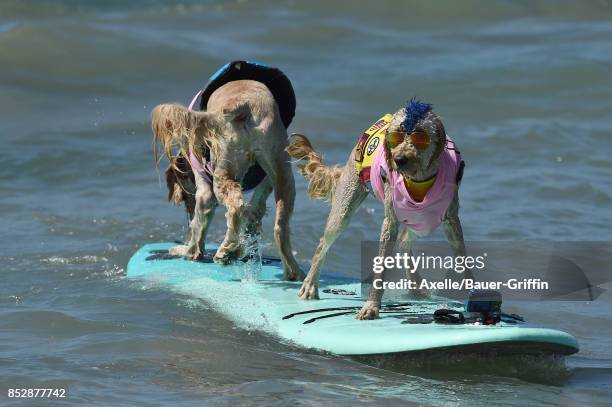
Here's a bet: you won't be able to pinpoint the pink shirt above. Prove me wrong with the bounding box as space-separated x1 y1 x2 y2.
369 137 461 236
188 149 214 185
186 90 214 184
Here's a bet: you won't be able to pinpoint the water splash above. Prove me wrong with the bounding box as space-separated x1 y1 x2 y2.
233 231 263 283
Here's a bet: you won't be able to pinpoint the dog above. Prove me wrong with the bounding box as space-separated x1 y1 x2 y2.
152 77 304 281
287 99 468 319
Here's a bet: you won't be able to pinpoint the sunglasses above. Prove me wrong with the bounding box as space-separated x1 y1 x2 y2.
386 130 431 150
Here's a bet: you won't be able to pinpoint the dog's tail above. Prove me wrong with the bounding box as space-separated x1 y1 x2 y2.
287 133 342 202
151 103 222 172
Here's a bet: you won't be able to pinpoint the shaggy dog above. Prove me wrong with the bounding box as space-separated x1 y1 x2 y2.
287 99 468 319
152 79 304 281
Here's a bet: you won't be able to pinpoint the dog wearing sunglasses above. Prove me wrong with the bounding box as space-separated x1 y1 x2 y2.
287 99 467 319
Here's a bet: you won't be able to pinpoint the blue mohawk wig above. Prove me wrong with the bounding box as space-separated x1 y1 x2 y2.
401 98 433 132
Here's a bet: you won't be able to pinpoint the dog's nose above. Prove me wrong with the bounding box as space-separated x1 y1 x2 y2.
394 157 409 167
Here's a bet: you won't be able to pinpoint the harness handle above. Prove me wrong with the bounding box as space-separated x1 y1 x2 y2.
187 89 203 112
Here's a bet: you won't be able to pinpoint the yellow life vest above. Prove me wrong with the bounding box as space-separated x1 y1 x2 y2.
354 114 392 180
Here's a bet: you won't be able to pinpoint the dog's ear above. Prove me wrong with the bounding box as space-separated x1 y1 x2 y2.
383 130 395 172
165 154 194 201
175 154 192 174
164 155 196 220
152 103 190 169
427 116 447 169
165 164 182 204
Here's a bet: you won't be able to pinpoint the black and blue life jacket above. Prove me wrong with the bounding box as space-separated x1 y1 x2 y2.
192 61 296 191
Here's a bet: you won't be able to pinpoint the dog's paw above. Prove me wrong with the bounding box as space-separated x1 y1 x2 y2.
356 301 380 320
298 280 319 300
213 244 242 265
169 245 188 257
284 264 305 282
169 244 201 260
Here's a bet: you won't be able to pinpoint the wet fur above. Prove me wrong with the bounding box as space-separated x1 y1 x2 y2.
286 133 342 202
152 80 304 280
287 106 468 319
165 155 196 220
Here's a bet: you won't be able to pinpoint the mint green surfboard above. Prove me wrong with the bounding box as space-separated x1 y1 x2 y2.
127 243 578 356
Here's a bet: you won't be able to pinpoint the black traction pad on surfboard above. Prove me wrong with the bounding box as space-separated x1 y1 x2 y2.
322 288 357 296
145 249 281 265
402 315 436 324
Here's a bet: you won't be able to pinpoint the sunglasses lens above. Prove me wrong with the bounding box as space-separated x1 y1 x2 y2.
410 132 431 150
386 131 404 148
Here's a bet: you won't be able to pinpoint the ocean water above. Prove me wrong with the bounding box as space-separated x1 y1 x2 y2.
1 0 612 405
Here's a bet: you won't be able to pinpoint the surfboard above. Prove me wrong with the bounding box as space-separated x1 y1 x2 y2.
127 243 579 357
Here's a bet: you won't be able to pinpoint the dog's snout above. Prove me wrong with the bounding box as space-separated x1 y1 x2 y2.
394 157 409 167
